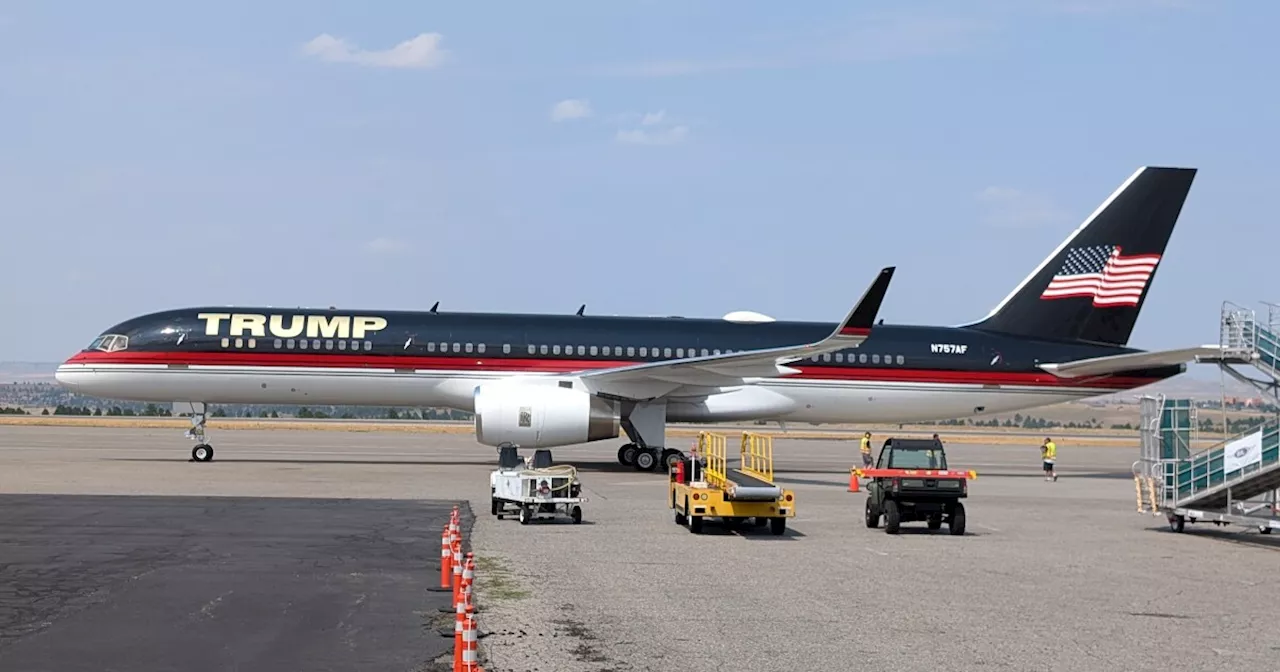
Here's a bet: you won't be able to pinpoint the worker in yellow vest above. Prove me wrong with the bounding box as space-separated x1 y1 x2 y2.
1041 437 1057 482
860 431 873 469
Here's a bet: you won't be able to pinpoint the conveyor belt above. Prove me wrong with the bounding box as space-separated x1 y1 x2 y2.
725 469 781 501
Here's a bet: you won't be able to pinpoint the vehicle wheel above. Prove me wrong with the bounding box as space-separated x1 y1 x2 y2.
1169 514 1185 533
884 500 901 534
948 502 966 536
675 510 687 525
191 444 213 462
519 507 531 525
491 498 501 516
769 517 786 536
634 449 658 471
685 496 703 534
927 514 942 530
570 506 582 524
865 499 880 528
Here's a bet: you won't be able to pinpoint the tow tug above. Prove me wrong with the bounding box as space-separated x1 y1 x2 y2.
669 431 795 535
859 437 976 535
490 443 586 525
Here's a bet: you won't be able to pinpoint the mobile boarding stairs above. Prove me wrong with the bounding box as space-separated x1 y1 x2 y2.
1133 302 1280 534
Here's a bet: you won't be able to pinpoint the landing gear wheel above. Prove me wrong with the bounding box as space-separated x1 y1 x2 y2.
927 514 942 530
948 502 966 536
660 448 684 471
191 444 213 462
865 499 880 529
633 449 658 472
519 506 531 525
769 517 786 536
570 506 582 524
884 500 901 534
617 444 638 467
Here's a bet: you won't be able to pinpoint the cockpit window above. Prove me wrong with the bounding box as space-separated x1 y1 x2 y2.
87 334 129 353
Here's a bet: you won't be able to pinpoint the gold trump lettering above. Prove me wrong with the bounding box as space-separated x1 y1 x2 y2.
198 313 388 339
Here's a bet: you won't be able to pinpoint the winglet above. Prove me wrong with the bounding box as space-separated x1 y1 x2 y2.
833 266 895 339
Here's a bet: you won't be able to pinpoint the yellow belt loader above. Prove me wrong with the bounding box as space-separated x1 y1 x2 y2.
668 431 795 535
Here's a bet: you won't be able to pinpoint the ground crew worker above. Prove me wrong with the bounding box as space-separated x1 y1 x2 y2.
1041 437 1057 481
929 433 941 468
860 431 873 469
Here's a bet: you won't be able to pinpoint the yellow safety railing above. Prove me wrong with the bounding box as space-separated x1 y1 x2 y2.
699 431 728 490
740 432 774 482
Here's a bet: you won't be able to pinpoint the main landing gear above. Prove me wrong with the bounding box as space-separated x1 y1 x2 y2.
617 443 684 472
185 407 214 463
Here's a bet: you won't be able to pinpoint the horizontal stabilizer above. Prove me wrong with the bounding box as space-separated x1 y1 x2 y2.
1037 345 1221 379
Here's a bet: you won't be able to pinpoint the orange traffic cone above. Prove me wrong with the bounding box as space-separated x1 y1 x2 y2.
847 468 860 493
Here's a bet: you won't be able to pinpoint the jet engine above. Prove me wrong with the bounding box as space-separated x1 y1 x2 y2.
473 383 621 448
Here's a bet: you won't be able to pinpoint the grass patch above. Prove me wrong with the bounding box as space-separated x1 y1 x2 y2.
473 554 531 602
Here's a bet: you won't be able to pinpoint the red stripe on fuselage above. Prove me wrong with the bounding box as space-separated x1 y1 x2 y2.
64 350 1162 389
839 327 870 336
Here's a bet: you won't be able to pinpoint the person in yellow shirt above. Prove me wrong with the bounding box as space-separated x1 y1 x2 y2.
1041 437 1057 482
860 432 873 469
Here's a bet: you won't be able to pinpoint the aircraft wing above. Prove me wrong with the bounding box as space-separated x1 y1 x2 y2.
577 267 895 400
1037 345 1222 379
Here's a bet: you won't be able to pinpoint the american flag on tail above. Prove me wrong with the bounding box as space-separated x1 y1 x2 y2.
1039 245 1161 307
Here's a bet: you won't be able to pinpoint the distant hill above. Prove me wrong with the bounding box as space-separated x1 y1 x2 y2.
0 362 59 383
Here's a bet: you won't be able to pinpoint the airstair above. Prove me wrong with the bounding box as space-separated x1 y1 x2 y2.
1135 395 1280 533
1132 301 1280 533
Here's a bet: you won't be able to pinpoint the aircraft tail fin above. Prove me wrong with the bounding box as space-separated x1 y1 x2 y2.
966 166 1197 347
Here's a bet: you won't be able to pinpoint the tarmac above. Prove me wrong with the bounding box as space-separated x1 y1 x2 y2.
3 425 1280 671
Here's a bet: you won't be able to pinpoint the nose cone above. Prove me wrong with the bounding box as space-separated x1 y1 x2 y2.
55 358 87 391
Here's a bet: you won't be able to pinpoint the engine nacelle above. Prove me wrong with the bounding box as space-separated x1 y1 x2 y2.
473 383 621 448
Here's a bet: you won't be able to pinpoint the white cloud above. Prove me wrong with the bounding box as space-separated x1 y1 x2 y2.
975 186 1070 229
301 33 448 70
616 125 690 146
550 99 593 122
640 110 666 126
364 237 409 254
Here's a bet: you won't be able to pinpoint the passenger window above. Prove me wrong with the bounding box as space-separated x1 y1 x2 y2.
325 340 333 350
503 344 511 354
221 338 230 348
639 347 647 357
664 348 672 358
427 342 436 352
527 345 535 355
627 347 635 357
364 341 372 351
896 355 904 365
575 345 583 356
553 345 561 355
676 348 684 358
338 340 346 350
465 343 474 353
312 340 320 350
835 353 843 363
540 345 548 355
235 338 244 348
714 349 721 355
287 339 295 349
859 354 867 363
590 346 598 356
298 339 307 349
872 354 880 364
478 344 486 354
602 346 611 356
701 349 709 357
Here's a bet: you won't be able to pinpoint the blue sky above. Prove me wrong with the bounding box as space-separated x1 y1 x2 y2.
2 0 1277 374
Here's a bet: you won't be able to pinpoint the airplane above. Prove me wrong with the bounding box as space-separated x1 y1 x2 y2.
56 166 1218 471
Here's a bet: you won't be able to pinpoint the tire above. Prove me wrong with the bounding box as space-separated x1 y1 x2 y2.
685 496 703 534
191 444 213 462
490 498 500 516
769 517 786 535
570 506 582 524
884 500 901 534
634 449 657 471
948 502 966 536
1169 514 1185 533
864 498 880 528
618 444 638 466
519 507 531 525
927 514 942 530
